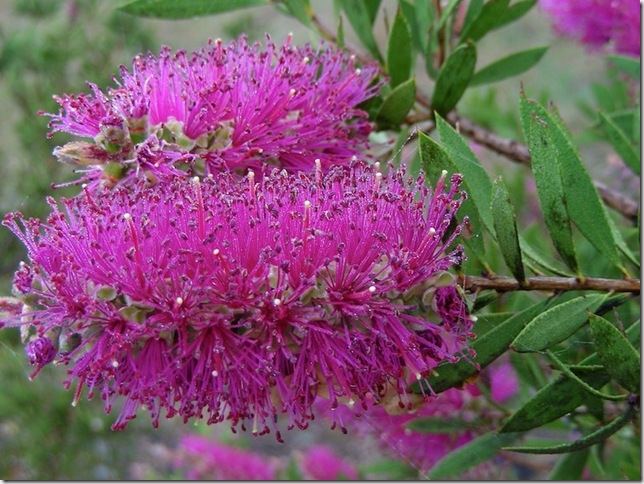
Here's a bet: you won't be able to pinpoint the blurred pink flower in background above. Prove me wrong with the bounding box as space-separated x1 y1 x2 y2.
298 445 359 480
175 435 279 480
540 0 641 57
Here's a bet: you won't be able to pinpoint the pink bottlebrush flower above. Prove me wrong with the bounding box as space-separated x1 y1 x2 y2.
298 445 359 480
174 435 278 480
2 162 471 440
540 0 641 57
42 34 382 188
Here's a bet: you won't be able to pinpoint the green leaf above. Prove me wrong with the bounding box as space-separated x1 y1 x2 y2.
428 432 521 479
597 111 640 175
413 299 551 394
495 0 537 29
522 95 626 272
437 0 463 30
459 0 510 42
521 100 579 274
386 9 413 88
282 0 313 27
492 178 525 283
504 405 637 454
340 0 382 61
589 313 641 393
418 131 486 258
431 41 477 115
399 0 433 53
470 46 548 86
607 54 641 79
502 319 639 433
406 416 477 433
460 0 483 36
512 294 606 353
118 0 268 18
375 78 415 128
435 115 494 233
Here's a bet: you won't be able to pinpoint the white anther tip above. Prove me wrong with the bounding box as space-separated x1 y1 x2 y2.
368 285 376 293
176 297 184 306
123 213 132 220
273 298 282 306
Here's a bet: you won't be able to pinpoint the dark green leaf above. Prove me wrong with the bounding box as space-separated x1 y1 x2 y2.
386 10 413 88
521 98 579 273
470 46 548 86
340 0 382 61
336 13 345 49
118 0 268 18
431 41 477 115
428 432 521 478
589 313 641 393
502 319 639 433
418 131 486 258
512 294 606 353
400 0 433 53
492 178 525 283
363 0 381 24
283 0 313 27
607 54 641 79
375 78 415 128
471 312 512 336
522 95 627 272
406 416 477 433
459 0 510 42
413 299 551 394
504 405 637 454
435 115 494 233
597 111 640 175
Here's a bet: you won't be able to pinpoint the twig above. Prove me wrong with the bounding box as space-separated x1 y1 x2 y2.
459 274 640 293
447 113 639 221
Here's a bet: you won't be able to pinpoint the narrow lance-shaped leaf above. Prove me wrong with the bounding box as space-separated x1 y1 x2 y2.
470 46 548 86
435 114 494 234
386 9 413 88
501 317 639 433
399 0 433 53
406 416 478 433
428 431 522 479
459 0 510 42
118 0 269 18
437 0 463 30
431 41 477 116
607 54 641 79
521 96 579 274
589 313 641 393
412 298 552 394
503 404 637 454
597 111 640 175
282 0 314 27
375 78 416 129
340 0 382 61
512 294 606 353
549 449 590 480
418 132 485 258
491 178 525 283
494 0 537 29
523 94 627 271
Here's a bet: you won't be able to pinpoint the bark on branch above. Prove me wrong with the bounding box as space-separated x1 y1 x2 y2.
459 274 641 294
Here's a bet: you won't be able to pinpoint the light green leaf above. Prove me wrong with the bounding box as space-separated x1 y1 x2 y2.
589 313 641 393
340 0 382 61
435 115 494 233
406 416 477 433
437 0 463 30
118 0 268 18
428 431 521 479
470 46 548 86
375 78 415 128
459 0 510 42
386 9 413 88
512 294 606 353
282 0 313 27
597 111 640 175
521 98 579 274
413 299 551 394
418 131 485 258
607 54 641 79
492 178 525 283
431 41 477 115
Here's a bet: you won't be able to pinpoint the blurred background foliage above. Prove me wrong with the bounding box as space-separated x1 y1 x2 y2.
0 0 639 479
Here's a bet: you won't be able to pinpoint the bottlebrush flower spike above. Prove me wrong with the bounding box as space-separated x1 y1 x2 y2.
3 162 472 440
42 34 382 188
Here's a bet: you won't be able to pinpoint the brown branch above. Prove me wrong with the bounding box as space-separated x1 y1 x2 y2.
459 274 640 294
447 113 640 221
